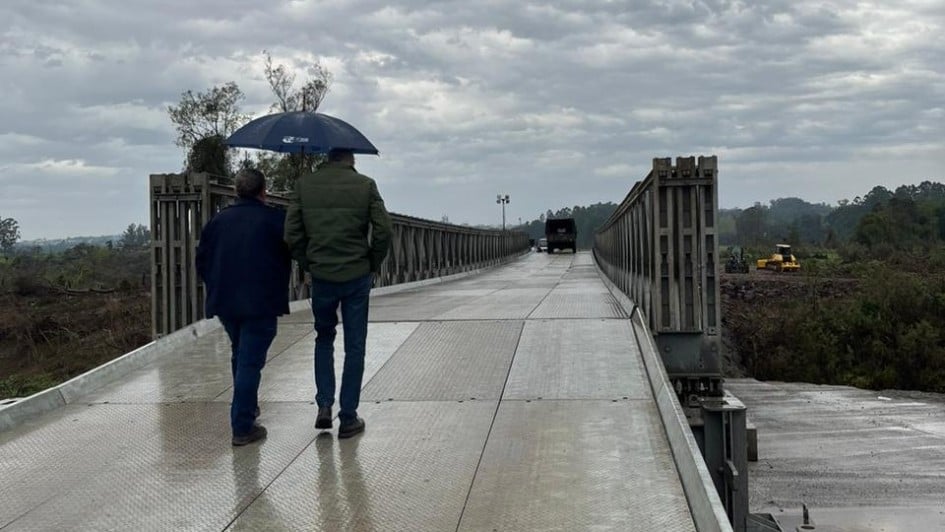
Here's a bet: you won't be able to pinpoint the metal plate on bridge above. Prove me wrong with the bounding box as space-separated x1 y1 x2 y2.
552 278 612 294
226 401 496 532
562 264 600 278
267 323 317 353
505 278 559 289
570 253 595 266
457 399 696 532
278 309 316 325
78 325 312 405
419 287 501 297
361 320 522 401
0 402 320 531
78 329 235 404
504 319 650 400
528 289 627 319
436 287 549 320
368 293 476 322
251 322 420 403
0 403 164 527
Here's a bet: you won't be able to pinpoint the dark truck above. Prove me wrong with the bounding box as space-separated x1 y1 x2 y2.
544 218 577 253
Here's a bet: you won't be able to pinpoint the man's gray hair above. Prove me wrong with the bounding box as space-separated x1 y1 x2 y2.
234 168 266 199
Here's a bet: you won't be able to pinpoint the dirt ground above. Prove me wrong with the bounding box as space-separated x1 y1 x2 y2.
0 289 150 398
719 270 858 377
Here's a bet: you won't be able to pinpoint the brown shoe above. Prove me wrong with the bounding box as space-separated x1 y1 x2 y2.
338 416 365 439
232 424 267 446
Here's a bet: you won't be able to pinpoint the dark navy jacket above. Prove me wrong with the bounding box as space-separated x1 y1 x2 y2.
195 198 291 320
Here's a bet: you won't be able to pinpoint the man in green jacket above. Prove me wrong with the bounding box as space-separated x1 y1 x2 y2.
285 149 392 439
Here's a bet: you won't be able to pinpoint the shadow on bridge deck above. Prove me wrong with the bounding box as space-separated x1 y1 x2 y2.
0 252 696 531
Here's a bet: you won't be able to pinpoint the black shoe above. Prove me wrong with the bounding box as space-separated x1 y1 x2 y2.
232 424 267 446
338 416 365 439
315 407 332 429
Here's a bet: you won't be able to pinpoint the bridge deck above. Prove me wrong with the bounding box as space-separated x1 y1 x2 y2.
0 253 695 531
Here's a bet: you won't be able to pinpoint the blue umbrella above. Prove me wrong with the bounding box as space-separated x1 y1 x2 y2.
224 111 379 155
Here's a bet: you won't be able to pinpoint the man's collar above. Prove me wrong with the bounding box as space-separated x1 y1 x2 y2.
321 161 356 171
233 197 264 206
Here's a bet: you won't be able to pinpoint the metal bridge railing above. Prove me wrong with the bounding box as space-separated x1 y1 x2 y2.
149 172 529 337
593 156 750 532
376 212 529 288
594 155 722 399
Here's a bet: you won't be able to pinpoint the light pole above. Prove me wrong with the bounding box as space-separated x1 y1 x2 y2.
496 194 510 230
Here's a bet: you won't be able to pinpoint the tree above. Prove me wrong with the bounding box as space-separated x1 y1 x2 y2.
167 82 248 174
794 213 825 244
168 82 247 150
552 207 573 219
119 224 150 249
263 51 332 113
257 51 334 192
0 217 20 254
767 197 832 227
186 135 229 176
854 198 934 255
735 204 768 246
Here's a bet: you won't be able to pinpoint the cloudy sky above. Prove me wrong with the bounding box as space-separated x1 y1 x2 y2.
1 1 943 239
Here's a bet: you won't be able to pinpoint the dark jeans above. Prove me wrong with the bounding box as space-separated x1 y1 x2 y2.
220 315 277 436
312 274 372 422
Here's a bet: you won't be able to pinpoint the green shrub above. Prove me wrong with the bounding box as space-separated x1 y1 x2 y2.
734 265 945 393
0 374 58 398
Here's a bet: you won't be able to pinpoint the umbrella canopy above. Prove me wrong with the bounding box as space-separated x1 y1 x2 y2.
225 111 379 155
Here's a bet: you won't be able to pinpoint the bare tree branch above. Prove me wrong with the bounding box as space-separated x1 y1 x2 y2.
262 51 332 112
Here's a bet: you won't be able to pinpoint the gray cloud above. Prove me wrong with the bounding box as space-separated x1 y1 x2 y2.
1 0 943 238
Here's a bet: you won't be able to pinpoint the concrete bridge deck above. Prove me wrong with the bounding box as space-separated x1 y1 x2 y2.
0 252 697 531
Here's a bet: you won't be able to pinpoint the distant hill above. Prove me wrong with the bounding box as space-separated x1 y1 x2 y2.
716 181 945 249
16 235 122 253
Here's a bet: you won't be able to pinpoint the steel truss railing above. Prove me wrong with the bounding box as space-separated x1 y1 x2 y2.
593 156 749 532
149 172 528 337
594 156 722 398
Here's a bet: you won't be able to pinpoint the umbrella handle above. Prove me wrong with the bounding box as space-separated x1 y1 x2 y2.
298 146 305 181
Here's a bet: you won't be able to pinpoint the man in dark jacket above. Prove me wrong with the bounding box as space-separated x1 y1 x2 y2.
196 168 291 446
285 149 392 439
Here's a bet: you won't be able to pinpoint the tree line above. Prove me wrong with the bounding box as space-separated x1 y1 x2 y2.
721 181 945 262
0 223 150 295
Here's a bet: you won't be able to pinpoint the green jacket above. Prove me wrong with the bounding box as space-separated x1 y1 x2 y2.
284 162 392 282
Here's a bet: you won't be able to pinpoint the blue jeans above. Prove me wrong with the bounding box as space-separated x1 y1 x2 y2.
312 274 372 422
220 316 277 436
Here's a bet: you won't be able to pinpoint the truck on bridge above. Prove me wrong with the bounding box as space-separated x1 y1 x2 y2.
544 218 577 253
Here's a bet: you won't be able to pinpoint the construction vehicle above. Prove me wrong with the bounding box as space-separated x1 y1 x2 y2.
756 244 800 272
724 246 750 273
